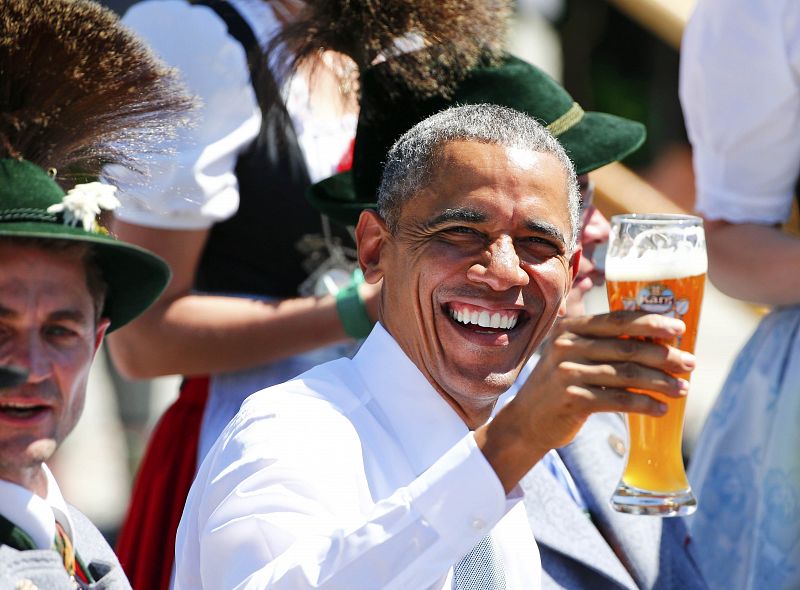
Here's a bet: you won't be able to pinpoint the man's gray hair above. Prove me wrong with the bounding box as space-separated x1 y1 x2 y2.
377 103 580 250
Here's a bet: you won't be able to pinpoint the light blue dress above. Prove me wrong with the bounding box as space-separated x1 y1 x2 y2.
680 0 800 586
687 306 800 589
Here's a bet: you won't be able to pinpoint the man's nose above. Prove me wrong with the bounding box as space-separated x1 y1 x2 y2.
7 334 52 384
467 236 529 291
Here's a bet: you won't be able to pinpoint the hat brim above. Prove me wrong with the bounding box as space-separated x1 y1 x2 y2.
307 173 370 227
0 222 170 332
559 111 645 176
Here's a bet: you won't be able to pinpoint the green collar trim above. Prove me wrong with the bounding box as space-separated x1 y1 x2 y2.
0 513 37 551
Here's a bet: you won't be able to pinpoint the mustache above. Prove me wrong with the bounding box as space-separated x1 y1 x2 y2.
0 366 28 388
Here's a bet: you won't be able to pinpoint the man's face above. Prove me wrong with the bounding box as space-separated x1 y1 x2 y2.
358 140 578 426
0 243 108 490
565 175 611 316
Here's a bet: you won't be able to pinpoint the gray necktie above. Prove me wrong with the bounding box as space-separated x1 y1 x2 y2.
452 535 507 589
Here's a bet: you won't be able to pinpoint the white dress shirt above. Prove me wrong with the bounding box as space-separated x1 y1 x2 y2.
175 323 541 589
0 465 77 550
679 0 800 225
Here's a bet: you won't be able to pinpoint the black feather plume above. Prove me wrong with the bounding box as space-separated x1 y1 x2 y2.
273 0 513 100
0 0 194 186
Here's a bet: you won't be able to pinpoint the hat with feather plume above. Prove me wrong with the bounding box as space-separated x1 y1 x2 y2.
0 0 194 330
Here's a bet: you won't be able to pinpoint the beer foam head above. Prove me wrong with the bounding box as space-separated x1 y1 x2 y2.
606 222 707 281
606 247 707 281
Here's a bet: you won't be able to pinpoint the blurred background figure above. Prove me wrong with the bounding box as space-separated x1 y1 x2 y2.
680 0 800 587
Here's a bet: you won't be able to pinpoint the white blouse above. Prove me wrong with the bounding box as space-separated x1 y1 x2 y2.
679 0 800 225
112 0 356 229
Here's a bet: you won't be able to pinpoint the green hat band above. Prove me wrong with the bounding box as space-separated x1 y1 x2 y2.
547 102 585 137
0 209 58 223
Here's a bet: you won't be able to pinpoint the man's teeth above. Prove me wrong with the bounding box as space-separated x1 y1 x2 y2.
450 308 518 329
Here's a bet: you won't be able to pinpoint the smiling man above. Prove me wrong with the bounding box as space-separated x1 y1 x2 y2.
175 104 694 590
0 216 167 590
300 54 705 589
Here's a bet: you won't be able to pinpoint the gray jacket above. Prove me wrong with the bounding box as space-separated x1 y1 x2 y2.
0 506 131 590
522 412 707 590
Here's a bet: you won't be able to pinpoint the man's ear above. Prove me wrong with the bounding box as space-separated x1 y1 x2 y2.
355 209 389 284
569 246 582 284
93 318 111 357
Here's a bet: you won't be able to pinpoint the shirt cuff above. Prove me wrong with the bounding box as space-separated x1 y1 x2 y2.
405 433 515 557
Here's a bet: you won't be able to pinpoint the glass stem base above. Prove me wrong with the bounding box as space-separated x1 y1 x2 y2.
610 481 697 517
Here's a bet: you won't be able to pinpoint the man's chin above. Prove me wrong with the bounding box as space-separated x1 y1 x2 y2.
26 439 58 465
440 365 522 400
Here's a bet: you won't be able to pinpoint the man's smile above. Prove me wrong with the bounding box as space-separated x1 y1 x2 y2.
0 397 53 424
445 302 524 332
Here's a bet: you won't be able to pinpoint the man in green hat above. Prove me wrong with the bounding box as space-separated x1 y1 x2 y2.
308 55 708 589
0 0 190 587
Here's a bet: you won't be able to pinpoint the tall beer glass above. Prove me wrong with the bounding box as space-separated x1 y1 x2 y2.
605 214 706 516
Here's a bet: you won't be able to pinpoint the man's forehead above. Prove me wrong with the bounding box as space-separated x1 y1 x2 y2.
432 139 549 167
412 142 570 216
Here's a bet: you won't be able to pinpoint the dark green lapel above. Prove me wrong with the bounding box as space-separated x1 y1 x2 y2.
0 512 37 550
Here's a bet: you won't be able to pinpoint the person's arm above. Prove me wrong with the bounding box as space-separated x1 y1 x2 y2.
702 220 800 306
107 221 379 378
177 391 513 589
177 311 690 588
679 0 800 305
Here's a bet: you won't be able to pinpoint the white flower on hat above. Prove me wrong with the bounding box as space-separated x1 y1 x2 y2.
47 182 120 232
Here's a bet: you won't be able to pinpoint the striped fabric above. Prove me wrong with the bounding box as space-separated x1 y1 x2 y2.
452 535 506 589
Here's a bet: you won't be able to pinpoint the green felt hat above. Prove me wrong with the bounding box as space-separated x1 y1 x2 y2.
0 159 170 331
309 53 646 226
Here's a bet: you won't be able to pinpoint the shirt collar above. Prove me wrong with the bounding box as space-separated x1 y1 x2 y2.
0 464 76 549
353 323 470 475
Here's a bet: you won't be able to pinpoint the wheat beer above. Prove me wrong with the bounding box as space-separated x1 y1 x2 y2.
605 214 707 516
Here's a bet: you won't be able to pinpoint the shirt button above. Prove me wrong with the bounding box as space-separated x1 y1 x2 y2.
608 433 626 457
471 518 486 530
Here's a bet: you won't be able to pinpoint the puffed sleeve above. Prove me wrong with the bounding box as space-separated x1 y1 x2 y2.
110 0 262 229
679 0 800 224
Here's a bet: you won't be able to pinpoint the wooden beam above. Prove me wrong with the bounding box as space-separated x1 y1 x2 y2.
606 0 696 50
592 162 687 217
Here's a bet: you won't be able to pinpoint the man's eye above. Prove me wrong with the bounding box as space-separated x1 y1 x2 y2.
444 226 481 236
44 325 78 338
519 237 561 255
522 236 554 246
